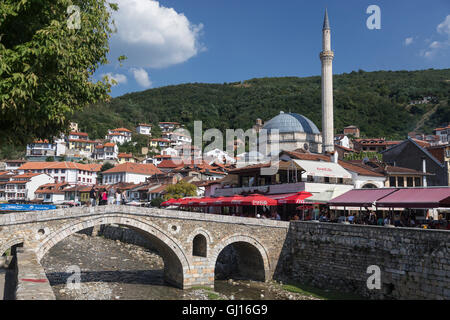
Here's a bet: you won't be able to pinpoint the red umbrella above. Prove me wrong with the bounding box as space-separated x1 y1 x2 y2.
215 195 246 206
198 197 216 206
185 198 202 207
278 191 313 204
212 196 232 206
240 194 278 206
161 198 176 206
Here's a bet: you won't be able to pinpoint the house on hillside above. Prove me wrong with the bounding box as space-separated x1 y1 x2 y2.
136 123 152 136
0 173 54 202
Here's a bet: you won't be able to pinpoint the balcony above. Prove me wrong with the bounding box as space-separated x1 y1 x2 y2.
214 182 306 197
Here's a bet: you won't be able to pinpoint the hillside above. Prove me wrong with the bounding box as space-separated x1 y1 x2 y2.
71 68 450 141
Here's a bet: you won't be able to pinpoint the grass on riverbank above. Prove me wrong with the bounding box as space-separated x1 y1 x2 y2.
280 281 364 300
189 286 224 300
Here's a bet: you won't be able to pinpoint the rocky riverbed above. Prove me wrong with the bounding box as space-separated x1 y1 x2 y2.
40 233 320 300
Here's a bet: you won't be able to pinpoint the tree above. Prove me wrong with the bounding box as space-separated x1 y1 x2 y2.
0 0 119 146
97 162 114 183
150 197 164 207
164 180 197 200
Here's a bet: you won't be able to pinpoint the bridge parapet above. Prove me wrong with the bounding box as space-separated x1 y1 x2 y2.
0 205 289 229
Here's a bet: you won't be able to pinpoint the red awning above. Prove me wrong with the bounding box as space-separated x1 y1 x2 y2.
376 187 450 208
239 194 278 206
328 188 398 207
278 191 313 204
212 195 246 206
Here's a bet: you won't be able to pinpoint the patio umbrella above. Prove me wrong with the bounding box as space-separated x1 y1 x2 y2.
198 197 216 206
278 191 313 204
161 198 176 206
240 194 278 206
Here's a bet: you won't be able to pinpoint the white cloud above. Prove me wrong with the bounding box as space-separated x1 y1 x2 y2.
111 0 205 69
101 73 127 86
420 15 450 59
437 15 450 36
404 37 414 46
132 68 152 88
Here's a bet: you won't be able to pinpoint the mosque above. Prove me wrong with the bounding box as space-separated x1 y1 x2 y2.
261 9 334 155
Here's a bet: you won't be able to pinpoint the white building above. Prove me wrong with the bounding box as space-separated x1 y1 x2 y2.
159 122 181 133
102 163 162 185
170 132 192 147
203 148 236 164
334 135 351 149
106 128 132 145
4 160 27 172
35 182 72 204
17 162 101 185
0 173 54 202
136 123 152 136
161 147 178 157
92 142 118 161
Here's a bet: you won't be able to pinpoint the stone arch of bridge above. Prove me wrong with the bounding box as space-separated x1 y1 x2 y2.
210 234 271 282
35 214 192 288
0 238 25 256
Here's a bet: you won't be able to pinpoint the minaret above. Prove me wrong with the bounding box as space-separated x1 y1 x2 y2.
320 9 334 153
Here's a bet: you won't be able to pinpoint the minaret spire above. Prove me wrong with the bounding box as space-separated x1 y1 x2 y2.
323 8 330 30
320 9 334 154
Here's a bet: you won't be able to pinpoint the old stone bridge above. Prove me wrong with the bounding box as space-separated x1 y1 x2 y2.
0 205 289 298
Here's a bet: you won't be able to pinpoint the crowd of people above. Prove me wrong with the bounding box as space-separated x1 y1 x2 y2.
88 187 127 206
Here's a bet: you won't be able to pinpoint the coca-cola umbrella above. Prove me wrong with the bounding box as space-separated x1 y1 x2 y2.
213 195 246 206
240 194 278 206
278 191 313 205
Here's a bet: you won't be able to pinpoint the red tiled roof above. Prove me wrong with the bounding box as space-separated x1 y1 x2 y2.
35 183 71 194
103 163 162 175
118 153 133 158
111 128 131 132
5 160 27 163
18 162 100 172
70 132 88 136
137 123 152 127
151 138 171 142
69 139 96 143
12 173 43 179
411 139 431 148
104 142 116 147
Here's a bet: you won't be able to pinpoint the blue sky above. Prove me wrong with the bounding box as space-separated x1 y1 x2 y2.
94 0 450 97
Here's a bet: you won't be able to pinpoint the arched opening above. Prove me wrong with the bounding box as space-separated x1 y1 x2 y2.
192 234 207 257
37 217 190 292
1 241 23 300
214 241 266 282
362 183 378 188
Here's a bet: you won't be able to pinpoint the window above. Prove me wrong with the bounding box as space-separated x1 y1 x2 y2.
389 176 396 187
414 177 421 186
397 177 404 187
407 177 413 187
338 178 343 184
324 177 330 183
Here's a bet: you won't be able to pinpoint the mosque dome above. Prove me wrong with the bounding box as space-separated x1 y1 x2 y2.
262 111 320 134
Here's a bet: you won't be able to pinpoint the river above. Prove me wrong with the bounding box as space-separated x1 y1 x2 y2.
40 233 319 300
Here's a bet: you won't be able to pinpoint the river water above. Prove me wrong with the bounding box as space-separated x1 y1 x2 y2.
40 234 319 300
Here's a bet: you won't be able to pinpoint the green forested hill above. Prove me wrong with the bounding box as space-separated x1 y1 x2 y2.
73 68 449 140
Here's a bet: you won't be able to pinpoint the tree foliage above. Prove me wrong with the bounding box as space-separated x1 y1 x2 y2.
0 0 118 146
164 180 197 200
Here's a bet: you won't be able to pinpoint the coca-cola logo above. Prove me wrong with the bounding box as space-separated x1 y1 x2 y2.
252 200 267 205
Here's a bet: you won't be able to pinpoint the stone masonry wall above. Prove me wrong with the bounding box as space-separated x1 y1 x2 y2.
283 221 450 299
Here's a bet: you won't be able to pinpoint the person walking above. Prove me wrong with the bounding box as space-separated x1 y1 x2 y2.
121 190 127 205
108 186 115 205
89 187 96 207
101 189 108 205
115 190 121 205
